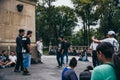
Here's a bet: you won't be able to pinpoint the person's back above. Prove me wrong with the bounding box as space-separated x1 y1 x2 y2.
91 63 116 80
62 57 78 80
91 42 117 80
80 66 93 80
64 69 78 80
62 67 70 80
80 71 91 80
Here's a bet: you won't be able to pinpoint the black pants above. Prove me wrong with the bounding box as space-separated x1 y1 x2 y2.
56 52 63 66
92 50 99 67
14 52 23 71
37 51 42 61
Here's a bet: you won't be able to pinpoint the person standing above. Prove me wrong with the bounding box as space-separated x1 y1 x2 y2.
62 57 78 80
22 30 32 75
63 38 70 64
14 29 25 72
56 36 65 68
90 36 99 67
36 37 44 64
91 42 117 80
92 31 119 52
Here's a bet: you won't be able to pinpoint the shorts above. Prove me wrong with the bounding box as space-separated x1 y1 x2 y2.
23 53 31 68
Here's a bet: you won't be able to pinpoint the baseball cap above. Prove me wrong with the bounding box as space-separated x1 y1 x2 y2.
107 31 115 35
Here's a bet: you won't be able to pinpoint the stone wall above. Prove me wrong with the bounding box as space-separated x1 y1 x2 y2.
0 0 38 60
0 0 36 43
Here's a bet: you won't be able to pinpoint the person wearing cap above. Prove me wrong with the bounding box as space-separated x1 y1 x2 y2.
92 31 119 52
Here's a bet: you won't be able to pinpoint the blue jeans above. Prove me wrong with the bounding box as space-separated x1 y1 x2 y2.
23 53 31 68
63 52 68 64
56 52 63 66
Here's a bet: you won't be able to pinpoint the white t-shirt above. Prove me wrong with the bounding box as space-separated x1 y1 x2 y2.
100 38 119 52
36 41 43 54
90 42 98 50
9 55 17 63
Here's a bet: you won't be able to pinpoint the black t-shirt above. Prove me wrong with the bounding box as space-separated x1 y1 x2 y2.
64 42 70 53
22 36 31 53
16 35 23 53
0 55 9 62
57 41 65 53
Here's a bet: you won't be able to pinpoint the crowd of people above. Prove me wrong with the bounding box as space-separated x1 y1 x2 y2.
0 50 17 68
0 29 120 80
14 29 32 75
62 30 120 80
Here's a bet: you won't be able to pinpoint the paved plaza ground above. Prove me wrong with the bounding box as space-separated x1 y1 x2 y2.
0 55 92 80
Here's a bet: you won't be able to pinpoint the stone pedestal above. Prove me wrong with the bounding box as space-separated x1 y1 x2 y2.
0 0 38 60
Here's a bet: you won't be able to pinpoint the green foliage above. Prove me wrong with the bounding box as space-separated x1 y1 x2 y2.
36 1 78 46
72 0 120 45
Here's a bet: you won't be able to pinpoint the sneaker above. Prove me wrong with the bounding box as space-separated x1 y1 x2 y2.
56 66 62 68
38 61 44 64
23 72 31 76
0 66 5 69
14 70 21 72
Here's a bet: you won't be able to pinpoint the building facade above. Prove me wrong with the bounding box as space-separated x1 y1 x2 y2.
0 0 37 58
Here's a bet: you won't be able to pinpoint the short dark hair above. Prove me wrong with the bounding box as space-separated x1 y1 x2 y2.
96 42 114 58
69 57 77 68
59 36 64 39
87 65 93 70
2 50 7 53
19 29 25 33
27 30 32 35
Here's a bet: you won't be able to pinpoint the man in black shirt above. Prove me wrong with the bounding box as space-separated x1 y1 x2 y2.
63 38 70 64
56 36 65 68
22 30 32 75
14 29 25 72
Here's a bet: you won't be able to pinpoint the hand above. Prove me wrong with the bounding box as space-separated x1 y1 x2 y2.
91 36 95 40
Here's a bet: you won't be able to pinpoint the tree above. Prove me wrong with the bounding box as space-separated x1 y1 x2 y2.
71 0 98 46
72 0 120 45
36 1 78 46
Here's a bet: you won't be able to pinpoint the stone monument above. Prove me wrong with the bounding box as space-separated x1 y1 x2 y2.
0 0 37 59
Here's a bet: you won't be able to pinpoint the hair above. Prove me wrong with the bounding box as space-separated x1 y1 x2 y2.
2 50 7 53
69 57 77 68
96 42 114 58
19 29 25 34
10 51 15 55
27 30 32 35
96 42 120 80
112 53 120 80
87 65 93 70
59 36 64 39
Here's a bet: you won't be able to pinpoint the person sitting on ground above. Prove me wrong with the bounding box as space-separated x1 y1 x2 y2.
0 50 10 68
91 42 120 80
78 50 88 61
79 65 93 80
5 51 17 67
62 57 78 80
0 53 4 68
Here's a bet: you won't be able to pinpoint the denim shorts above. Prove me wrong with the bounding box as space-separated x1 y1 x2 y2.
23 53 31 68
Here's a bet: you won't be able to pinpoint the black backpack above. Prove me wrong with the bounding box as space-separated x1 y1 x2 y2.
79 70 91 80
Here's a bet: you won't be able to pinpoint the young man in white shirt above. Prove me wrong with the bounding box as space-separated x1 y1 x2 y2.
36 38 43 64
90 36 99 67
92 31 119 52
5 51 17 67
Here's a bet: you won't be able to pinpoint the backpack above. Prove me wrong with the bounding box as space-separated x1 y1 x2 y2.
79 70 91 80
113 40 119 52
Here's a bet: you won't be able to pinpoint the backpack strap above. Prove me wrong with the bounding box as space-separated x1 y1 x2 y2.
105 62 115 69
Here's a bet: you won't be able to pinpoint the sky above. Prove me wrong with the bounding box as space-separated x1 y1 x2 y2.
53 0 100 32
39 0 99 32
52 0 74 8
52 0 83 32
